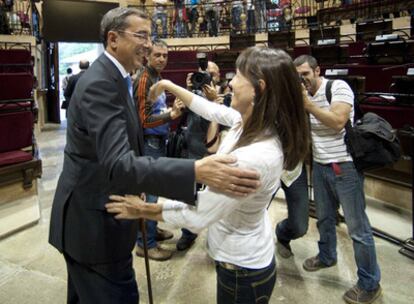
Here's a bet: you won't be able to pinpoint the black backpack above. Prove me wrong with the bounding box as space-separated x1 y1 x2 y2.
166 113 187 158
326 80 401 171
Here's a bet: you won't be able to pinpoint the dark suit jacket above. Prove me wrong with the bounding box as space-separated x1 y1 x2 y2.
49 54 195 264
63 70 85 106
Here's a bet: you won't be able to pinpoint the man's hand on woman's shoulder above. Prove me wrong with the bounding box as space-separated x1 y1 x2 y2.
194 154 261 197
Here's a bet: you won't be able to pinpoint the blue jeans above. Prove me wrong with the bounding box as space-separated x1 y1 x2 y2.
216 258 276 304
276 165 309 244
255 0 267 32
313 161 381 291
247 9 256 34
206 8 219 36
188 7 198 37
136 136 167 249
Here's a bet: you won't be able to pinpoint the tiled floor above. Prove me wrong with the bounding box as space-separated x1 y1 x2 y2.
0 123 413 304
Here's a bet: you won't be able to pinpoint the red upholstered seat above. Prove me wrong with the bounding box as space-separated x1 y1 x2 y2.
0 150 32 167
0 49 31 65
360 104 414 129
161 69 194 88
363 96 395 104
0 73 33 100
0 101 32 112
294 46 311 58
165 51 199 70
333 65 406 92
0 111 33 153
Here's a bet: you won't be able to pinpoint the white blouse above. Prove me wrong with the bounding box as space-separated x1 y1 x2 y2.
162 95 284 269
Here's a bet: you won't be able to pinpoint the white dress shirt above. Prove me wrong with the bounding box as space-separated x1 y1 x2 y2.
163 95 284 269
104 51 129 78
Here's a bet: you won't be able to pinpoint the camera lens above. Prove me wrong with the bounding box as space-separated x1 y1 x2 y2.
191 72 211 90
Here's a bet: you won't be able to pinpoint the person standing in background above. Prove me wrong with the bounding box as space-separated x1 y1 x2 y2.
133 38 183 261
62 67 73 95
63 60 89 110
295 55 382 304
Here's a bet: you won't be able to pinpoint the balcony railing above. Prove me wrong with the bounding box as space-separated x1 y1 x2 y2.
0 0 34 36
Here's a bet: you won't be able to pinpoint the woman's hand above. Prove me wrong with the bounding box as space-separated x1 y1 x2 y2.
149 80 171 103
106 195 163 221
105 195 146 220
170 98 185 119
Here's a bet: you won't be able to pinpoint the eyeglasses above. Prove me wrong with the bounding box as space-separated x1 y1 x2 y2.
118 30 150 42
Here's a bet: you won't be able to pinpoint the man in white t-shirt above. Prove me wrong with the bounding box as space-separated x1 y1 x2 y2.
294 55 382 304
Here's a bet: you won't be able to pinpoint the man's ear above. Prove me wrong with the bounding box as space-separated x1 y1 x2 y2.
258 79 266 92
314 66 321 77
107 31 118 49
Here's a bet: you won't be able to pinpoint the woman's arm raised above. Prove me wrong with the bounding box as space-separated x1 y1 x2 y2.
149 79 194 108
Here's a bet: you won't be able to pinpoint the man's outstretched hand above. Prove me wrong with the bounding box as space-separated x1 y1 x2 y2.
195 154 260 197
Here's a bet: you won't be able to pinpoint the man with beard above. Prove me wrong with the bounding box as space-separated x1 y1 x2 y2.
295 55 382 304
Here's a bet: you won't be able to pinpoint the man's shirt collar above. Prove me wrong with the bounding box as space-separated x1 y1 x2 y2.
104 51 129 78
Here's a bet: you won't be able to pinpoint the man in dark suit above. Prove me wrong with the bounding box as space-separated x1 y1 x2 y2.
49 7 260 304
63 60 89 109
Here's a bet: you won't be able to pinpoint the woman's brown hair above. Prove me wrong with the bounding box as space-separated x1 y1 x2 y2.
234 47 309 170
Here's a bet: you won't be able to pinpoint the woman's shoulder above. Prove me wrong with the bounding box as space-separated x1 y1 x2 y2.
232 137 283 168
232 138 284 190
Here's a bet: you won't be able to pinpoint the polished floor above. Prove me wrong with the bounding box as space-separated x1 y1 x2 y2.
0 122 413 304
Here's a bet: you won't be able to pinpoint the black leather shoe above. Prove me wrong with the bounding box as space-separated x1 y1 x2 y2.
176 235 197 251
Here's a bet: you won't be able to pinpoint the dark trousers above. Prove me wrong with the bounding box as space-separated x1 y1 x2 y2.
276 165 309 244
216 258 276 304
64 254 138 304
137 136 167 249
180 182 203 240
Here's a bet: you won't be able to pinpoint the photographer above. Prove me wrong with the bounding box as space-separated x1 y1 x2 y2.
295 55 381 304
176 58 222 251
205 72 235 154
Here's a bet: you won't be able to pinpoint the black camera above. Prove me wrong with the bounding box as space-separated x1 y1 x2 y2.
191 72 212 91
191 53 212 91
223 93 232 107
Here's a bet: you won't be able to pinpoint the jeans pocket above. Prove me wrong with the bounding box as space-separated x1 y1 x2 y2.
217 274 235 303
250 267 277 304
217 272 234 293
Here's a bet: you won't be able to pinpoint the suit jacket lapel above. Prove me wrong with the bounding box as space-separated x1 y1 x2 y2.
98 55 144 155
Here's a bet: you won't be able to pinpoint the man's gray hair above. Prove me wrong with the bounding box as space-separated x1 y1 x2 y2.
293 55 319 70
150 38 168 54
100 7 148 48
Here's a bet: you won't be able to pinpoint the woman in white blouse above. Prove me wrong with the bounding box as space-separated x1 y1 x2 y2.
106 47 309 304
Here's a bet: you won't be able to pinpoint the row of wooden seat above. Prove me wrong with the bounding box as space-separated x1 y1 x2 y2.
0 47 41 188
